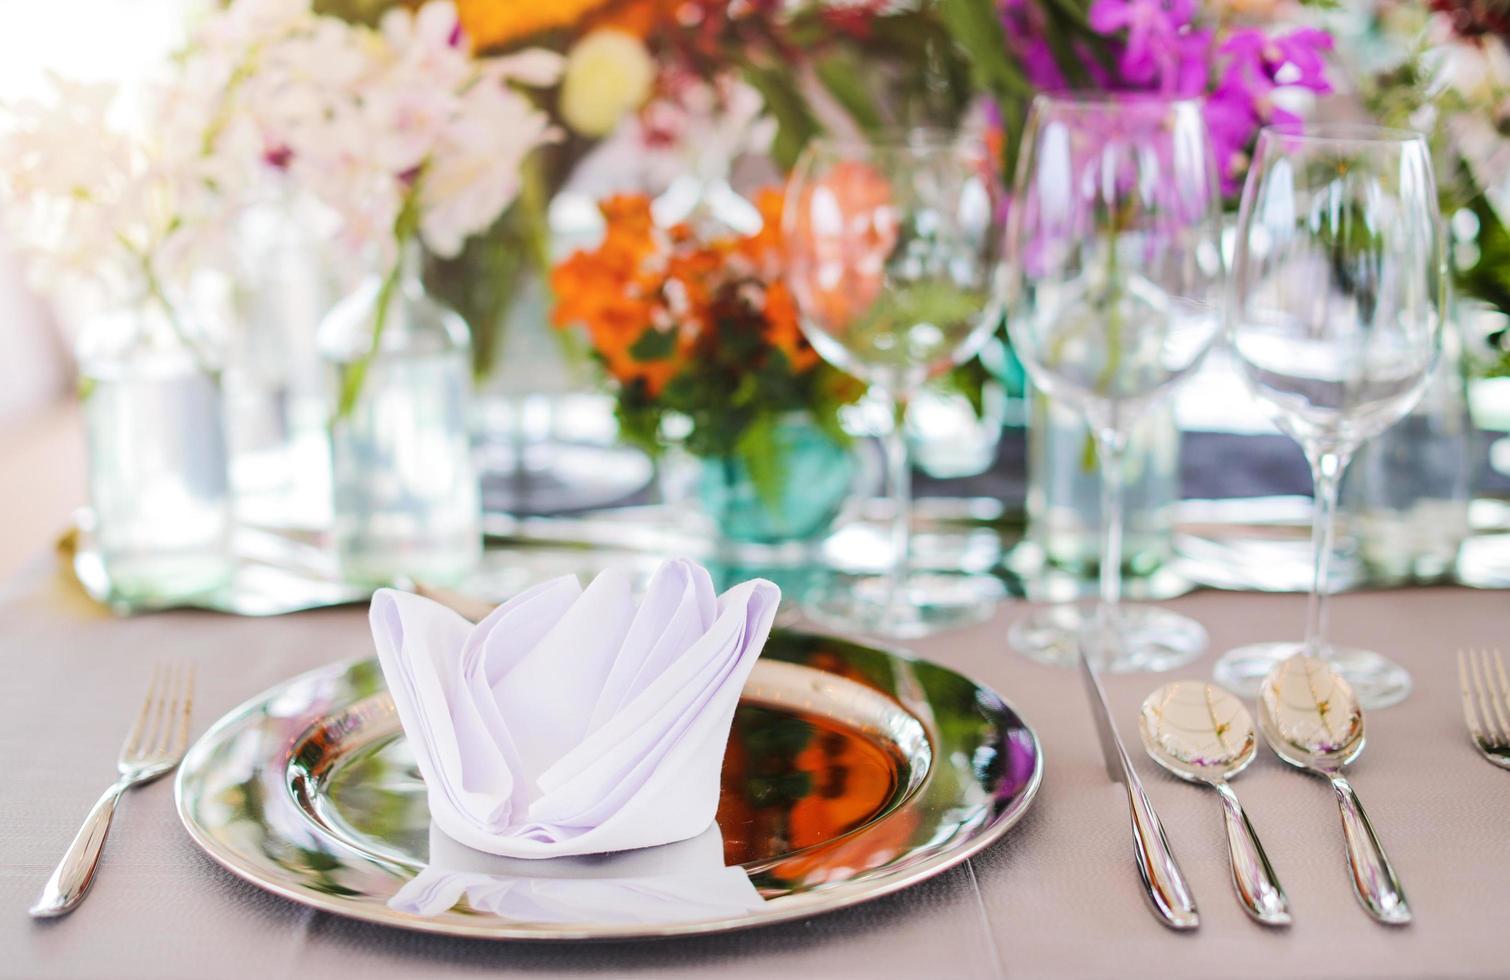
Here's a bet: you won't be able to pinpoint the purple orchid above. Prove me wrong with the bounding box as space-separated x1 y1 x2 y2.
1087 0 1197 88
998 0 1335 194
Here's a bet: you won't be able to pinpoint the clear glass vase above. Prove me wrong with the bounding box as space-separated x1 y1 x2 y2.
1025 390 1179 579
77 293 233 601
1343 316 1473 581
317 244 481 586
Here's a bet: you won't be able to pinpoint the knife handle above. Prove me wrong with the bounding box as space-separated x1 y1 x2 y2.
1121 760 1200 930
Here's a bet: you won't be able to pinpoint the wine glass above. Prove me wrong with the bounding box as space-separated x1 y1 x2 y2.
783 131 1005 638
1215 125 1445 708
1002 93 1224 671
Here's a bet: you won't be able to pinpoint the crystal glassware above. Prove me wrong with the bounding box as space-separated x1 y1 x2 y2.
1215 125 1445 708
1001 93 1225 672
783 130 1005 638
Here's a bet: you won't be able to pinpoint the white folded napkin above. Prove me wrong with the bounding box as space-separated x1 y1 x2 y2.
388 822 764 924
370 559 780 858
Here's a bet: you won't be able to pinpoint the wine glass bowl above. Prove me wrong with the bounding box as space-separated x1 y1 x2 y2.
783 131 1005 638
785 134 1000 393
1215 125 1445 707
1003 93 1225 671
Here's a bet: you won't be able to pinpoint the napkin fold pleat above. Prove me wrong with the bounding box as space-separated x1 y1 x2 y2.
586 561 715 733
371 592 512 830
370 559 780 857
530 586 768 828
491 570 636 770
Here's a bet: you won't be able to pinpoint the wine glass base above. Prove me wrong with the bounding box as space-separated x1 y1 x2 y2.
1213 642 1412 709
802 571 1004 640
1008 603 1208 673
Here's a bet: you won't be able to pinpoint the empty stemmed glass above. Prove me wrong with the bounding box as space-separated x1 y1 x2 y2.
783 131 1004 638
1002 93 1225 671
1215 126 1445 708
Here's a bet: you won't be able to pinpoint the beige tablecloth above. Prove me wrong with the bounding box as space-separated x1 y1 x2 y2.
3 560 1509 979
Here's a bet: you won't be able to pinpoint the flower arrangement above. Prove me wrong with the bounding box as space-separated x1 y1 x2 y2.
1344 0 1510 376
962 0 1335 192
182 0 562 410
551 190 862 497
0 68 249 345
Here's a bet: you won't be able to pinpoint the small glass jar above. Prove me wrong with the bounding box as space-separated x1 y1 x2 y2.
77 291 233 601
317 243 481 585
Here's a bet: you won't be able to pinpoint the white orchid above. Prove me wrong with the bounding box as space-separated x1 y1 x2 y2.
1 0 562 326
0 72 238 308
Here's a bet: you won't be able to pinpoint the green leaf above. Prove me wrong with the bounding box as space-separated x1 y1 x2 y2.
741 63 822 172
628 328 678 362
936 0 1033 100
734 412 783 510
814 49 886 135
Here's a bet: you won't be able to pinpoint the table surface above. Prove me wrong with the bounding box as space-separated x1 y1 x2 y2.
3 559 1509 980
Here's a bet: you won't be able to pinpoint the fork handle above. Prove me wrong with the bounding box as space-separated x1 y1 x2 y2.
29 779 128 918
1328 773 1411 926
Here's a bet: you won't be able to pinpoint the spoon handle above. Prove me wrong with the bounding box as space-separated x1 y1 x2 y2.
1213 780 1291 926
1328 773 1411 925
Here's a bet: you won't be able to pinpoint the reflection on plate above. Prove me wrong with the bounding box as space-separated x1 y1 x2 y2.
391 824 764 925
177 631 1042 940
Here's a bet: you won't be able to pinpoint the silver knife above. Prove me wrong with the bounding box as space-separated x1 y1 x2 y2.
1078 648 1200 930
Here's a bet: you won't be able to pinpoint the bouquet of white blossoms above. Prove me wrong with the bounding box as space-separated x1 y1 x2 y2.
0 0 561 352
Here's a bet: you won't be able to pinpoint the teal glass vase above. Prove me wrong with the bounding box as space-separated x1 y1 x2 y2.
696 416 854 544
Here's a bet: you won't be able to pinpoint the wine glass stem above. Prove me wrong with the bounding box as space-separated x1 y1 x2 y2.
884 394 913 607
1095 429 1128 633
1303 449 1349 657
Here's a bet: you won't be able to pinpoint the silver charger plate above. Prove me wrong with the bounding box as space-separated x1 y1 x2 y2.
175 631 1043 940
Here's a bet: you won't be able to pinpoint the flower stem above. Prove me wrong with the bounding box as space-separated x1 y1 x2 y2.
336 189 422 419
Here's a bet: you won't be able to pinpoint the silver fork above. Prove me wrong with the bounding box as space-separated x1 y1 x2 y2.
29 663 196 918
1458 648 1510 771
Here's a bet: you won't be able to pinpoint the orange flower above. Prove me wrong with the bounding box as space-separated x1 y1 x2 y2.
590 0 675 37
551 189 835 399
457 0 612 49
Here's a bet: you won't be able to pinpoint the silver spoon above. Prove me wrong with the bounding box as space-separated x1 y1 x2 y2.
1138 681 1291 926
1257 654 1411 925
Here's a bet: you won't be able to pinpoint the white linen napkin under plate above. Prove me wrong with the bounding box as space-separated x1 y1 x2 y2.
388 822 764 924
370 558 780 858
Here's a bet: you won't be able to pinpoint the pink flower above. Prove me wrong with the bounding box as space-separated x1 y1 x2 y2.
1088 0 1197 86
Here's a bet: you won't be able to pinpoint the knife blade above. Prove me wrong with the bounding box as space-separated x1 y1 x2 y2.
1078 646 1200 931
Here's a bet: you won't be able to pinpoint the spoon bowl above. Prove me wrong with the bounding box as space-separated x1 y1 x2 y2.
1256 655 1365 774
1138 682 1289 927
1139 681 1258 784
1256 655 1410 926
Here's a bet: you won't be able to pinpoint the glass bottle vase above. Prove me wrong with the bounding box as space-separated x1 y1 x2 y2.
1025 390 1179 578
77 294 233 601
317 245 482 586
1343 316 1473 581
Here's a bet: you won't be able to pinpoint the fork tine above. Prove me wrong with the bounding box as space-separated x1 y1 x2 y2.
1472 649 1510 748
1492 650 1510 727
120 663 164 759
1460 650 1485 741
142 663 174 759
170 664 195 757
1484 650 1510 749
151 664 184 758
